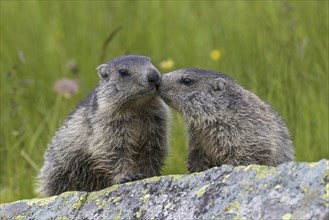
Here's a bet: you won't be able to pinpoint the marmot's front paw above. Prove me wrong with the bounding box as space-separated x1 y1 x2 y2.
119 173 147 184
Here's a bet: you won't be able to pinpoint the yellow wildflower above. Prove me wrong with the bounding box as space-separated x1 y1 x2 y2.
210 49 222 61
159 58 174 71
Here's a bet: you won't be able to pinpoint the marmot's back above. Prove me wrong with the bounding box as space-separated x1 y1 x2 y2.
37 55 169 196
158 68 293 172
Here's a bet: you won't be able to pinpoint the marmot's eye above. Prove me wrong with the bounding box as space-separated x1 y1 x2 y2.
119 69 129 77
180 77 194 85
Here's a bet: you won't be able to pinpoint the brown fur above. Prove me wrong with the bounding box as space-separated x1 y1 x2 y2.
158 68 294 172
37 55 169 196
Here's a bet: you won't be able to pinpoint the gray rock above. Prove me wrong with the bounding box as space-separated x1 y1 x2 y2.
1 160 328 219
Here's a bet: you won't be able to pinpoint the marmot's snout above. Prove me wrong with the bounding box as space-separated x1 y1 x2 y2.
147 70 161 87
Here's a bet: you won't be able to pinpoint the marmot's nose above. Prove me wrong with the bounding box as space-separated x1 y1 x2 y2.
147 70 161 86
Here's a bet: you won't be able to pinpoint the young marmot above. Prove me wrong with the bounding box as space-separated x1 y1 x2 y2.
158 68 294 173
37 55 169 196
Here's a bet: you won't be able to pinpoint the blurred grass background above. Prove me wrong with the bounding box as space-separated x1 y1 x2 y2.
1 1 328 203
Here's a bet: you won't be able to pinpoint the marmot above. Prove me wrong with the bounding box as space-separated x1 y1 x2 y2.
37 55 169 196
158 68 294 173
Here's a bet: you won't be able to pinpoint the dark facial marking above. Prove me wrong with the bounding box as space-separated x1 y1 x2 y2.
147 70 161 86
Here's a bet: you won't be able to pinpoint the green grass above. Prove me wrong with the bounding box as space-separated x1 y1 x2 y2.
1 1 328 203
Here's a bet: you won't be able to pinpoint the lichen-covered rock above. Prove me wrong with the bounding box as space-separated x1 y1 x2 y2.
1 160 328 219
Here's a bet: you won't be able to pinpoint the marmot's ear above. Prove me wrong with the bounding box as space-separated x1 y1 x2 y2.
213 78 227 92
97 64 110 79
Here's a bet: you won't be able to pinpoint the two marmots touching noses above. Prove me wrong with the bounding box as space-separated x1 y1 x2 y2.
37 55 294 196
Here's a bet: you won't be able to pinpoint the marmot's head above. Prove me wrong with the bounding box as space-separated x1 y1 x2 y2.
96 55 161 110
158 68 243 119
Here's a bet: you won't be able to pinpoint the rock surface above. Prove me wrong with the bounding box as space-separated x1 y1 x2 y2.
1 160 328 219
